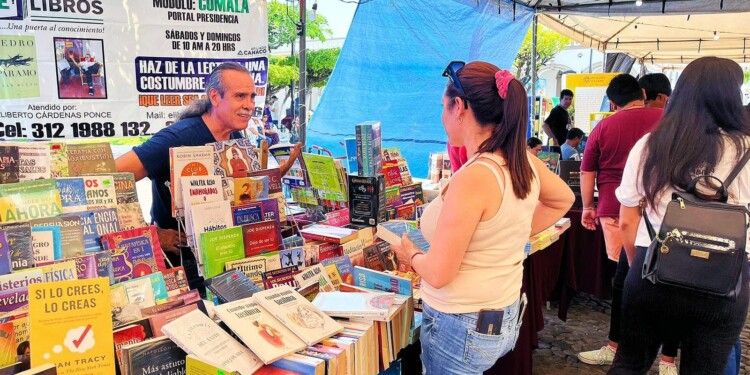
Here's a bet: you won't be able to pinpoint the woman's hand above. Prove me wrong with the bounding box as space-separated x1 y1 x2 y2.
390 234 420 270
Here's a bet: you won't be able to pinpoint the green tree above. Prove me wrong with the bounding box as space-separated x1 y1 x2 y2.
267 1 332 50
513 25 570 90
268 48 341 98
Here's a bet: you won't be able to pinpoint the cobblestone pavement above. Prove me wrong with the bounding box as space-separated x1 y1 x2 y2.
532 294 750 375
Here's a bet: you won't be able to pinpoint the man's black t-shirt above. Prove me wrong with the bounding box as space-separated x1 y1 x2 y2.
545 105 570 145
132 116 241 231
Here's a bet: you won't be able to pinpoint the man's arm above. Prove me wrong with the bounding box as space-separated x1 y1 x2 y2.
541 123 558 146
580 171 597 230
115 151 148 181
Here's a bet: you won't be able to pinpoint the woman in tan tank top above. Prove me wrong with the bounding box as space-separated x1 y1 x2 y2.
391 61 574 374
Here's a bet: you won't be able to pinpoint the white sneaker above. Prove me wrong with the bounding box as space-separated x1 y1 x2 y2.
659 362 678 375
577 346 616 365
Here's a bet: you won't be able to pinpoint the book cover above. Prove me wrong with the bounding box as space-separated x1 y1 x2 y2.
233 176 269 205
29 278 115 375
312 292 394 319
204 270 262 304
59 211 101 253
321 256 354 286
268 145 307 187
179 175 224 218
362 244 386 272
376 221 430 252
211 139 261 179
0 222 33 271
347 175 386 227
269 353 325 375
185 354 240 375
99 226 167 273
225 256 267 288
0 146 19 185
293 265 335 292
116 202 148 231
161 310 262 374
242 221 281 257
355 121 382 177
398 183 424 206
30 226 62 265
0 321 14 368
340 239 366 268
121 275 156 309
162 267 190 297
33 218 84 259
322 264 343 291
231 203 264 226
249 168 282 194
0 233 11 276
262 267 300 290
66 143 116 177
112 172 139 205
351 266 412 297
299 225 358 245
8 143 50 182
398 161 413 186
199 226 244 279
0 180 62 223
324 209 350 228
122 337 187 375
213 298 307 364
344 137 358 175
166 290 201 306
81 176 117 209
90 208 121 238
258 198 282 224
384 186 402 209
113 324 148 372
255 285 344 346
169 146 215 218
147 303 199 337
0 36 39 100
395 202 416 221
54 178 88 213
279 247 305 269
303 242 339 265
382 163 403 187
39 261 77 284
301 153 346 201
187 200 233 264
49 143 68 178
378 242 399 272
428 153 443 183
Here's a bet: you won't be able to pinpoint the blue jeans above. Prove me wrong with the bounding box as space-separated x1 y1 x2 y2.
723 339 741 375
421 298 522 374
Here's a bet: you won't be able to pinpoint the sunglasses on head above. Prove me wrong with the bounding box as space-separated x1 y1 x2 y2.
442 61 468 109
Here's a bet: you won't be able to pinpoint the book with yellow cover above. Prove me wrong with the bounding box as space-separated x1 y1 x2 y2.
29 278 114 375
0 180 62 224
0 321 15 367
185 354 240 375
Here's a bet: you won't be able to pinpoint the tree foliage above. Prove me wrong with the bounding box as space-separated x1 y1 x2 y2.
513 25 570 90
268 48 341 97
267 1 333 50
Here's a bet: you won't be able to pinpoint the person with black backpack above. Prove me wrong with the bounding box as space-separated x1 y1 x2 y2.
611 56 750 374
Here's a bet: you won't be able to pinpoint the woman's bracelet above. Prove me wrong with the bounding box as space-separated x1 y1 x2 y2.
582 207 596 210
409 251 424 267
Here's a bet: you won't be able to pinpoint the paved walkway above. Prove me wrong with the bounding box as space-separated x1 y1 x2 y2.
533 294 750 374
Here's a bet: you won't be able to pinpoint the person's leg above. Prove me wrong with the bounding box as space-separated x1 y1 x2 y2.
722 339 741 375
579 217 625 365
608 247 662 374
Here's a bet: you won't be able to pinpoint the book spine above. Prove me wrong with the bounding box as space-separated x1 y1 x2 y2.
300 232 341 244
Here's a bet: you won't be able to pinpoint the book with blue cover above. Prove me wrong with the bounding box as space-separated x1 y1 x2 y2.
30 225 62 265
351 266 412 296
0 232 12 275
231 203 264 226
55 178 88 213
376 221 430 252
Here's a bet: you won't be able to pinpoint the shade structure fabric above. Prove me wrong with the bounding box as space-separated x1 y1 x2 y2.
530 0 750 64
306 0 532 178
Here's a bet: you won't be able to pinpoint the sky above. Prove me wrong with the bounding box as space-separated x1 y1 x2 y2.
304 0 358 38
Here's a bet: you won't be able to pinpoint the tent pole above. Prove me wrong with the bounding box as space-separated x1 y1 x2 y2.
531 13 538 137
299 0 307 146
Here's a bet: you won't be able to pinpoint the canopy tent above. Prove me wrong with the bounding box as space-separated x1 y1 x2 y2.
518 0 750 64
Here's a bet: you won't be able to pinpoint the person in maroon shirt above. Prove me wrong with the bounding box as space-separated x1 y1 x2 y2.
577 74 665 368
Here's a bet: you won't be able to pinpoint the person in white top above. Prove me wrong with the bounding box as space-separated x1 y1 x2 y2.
612 56 750 374
390 60 573 374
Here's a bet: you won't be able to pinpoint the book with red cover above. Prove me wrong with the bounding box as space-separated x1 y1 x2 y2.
383 163 403 187
100 226 167 272
147 303 199 337
395 202 417 221
243 221 281 257
262 266 300 289
113 324 149 372
162 266 189 297
254 365 303 374
299 225 358 244
166 289 201 305
249 168 283 194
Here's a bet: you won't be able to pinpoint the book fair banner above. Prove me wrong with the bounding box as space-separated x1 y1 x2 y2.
0 0 269 140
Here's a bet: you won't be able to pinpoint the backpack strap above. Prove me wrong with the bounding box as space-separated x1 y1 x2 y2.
686 149 750 202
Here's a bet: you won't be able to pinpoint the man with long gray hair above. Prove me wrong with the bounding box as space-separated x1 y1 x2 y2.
116 62 301 293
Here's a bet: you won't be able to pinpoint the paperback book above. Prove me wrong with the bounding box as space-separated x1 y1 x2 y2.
211 139 261 179
169 145 215 218
66 142 116 176
0 146 19 185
